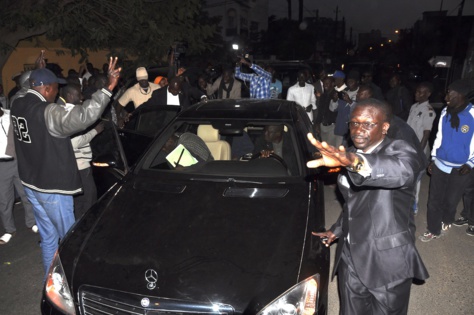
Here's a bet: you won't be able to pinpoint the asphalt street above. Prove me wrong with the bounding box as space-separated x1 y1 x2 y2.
0 174 473 315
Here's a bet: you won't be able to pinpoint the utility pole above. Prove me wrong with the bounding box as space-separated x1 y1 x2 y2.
446 0 465 87
334 5 340 56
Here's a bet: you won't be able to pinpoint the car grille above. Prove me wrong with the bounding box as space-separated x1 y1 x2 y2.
80 286 234 315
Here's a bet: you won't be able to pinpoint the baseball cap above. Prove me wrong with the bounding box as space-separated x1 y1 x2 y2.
29 68 67 87
333 70 346 79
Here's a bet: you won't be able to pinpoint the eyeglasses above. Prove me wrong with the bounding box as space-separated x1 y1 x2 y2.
348 121 378 130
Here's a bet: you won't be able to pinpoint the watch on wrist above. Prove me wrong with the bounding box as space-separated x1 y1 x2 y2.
347 154 364 172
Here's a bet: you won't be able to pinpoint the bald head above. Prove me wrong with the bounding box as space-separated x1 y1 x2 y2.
168 77 183 96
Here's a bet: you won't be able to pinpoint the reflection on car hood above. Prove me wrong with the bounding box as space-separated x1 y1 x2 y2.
70 176 311 313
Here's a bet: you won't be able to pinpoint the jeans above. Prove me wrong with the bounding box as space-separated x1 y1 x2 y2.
24 187 75 277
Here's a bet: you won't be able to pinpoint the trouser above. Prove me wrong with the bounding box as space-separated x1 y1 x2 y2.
412 171 425 212
0 159 35 233
74 167 97 220
338 242 412 315
24 188 75 277
427 164 471 235
460 171 474 225
319 123 339 147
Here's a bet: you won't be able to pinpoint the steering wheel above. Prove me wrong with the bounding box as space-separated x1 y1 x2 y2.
250 152 289 171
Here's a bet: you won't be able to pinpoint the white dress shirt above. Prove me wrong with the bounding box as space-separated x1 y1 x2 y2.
286 83 317 121
0 109 13 158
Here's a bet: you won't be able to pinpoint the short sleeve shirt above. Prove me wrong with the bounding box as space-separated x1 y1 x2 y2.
118 82 161 108
407 101 436 143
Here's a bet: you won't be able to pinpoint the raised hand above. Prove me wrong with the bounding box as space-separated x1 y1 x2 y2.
106 57 121 91
306 133 356 169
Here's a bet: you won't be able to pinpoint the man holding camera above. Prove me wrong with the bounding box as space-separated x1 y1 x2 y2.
286 70 316 122
235 57 272 99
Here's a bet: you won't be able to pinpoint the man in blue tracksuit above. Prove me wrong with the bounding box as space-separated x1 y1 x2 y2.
420 79 474 241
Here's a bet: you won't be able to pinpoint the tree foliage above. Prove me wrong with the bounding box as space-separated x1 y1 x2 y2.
0 0 218 71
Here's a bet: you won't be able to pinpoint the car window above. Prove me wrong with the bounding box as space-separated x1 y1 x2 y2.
124 106 179 137
142 121 301 177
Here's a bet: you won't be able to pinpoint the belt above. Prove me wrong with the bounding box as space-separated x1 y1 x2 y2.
321 122 334 126
0 157 14 162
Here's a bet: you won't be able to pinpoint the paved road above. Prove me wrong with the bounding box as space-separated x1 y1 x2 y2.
0 175 473 314
325 175 474 315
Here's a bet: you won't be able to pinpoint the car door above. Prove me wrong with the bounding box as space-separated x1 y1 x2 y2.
91 105 180 197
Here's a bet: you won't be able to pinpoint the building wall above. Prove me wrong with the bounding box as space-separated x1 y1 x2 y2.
203 0 268 41
2 35 110 97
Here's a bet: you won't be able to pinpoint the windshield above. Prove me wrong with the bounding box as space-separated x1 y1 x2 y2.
141 120 301 177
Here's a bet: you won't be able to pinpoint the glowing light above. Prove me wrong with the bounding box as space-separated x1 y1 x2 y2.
232 44 239 50
92 162 110 167
302 279 318 315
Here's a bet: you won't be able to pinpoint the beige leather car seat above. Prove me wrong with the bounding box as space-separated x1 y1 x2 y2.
197 125 231 160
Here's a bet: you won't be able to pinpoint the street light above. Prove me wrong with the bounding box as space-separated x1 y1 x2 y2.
232 44 239 51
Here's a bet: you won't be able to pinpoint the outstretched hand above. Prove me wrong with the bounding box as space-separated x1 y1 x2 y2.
106 57 121 91
306 133 356 169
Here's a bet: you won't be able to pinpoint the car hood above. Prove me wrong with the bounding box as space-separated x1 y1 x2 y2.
68 176 311 312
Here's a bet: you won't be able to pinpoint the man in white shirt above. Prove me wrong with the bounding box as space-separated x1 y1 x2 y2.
116 67 161 127
286 71 316 122
0 107 37 244
406 82 436 215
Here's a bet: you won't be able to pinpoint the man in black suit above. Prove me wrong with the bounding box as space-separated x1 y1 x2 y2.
140 76 206 109
309 99 429 314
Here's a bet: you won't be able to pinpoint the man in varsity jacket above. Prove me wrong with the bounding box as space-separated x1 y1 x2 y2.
10 56 121 277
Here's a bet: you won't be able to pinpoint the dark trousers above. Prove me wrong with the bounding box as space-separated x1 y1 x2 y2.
427 164 471 235
460 171 474 225
338 242 412 315
74 168 97 220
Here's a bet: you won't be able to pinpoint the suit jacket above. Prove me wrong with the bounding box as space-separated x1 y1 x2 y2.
331 137 429 288
141 82 204 109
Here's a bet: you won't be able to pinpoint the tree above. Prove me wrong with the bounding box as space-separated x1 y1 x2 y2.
0 0 218 80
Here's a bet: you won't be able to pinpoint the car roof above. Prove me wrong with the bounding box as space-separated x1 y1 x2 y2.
177 99 299 121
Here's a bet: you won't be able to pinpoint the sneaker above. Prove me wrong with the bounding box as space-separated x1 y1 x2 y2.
0 232 16 245
453 217 469 226
419 231 441 242
31 225 38 233
441 222 451 234
467 225 474 236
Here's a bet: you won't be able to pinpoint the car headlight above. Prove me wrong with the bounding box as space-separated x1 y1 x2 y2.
257 274 320 315
45 251 76 315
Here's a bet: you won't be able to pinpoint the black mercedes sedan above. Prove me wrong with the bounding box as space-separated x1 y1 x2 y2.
41 99 330 315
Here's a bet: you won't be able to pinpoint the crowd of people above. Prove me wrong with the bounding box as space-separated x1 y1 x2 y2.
0 50 473 314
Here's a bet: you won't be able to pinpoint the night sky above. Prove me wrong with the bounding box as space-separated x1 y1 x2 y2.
269 0 474 38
